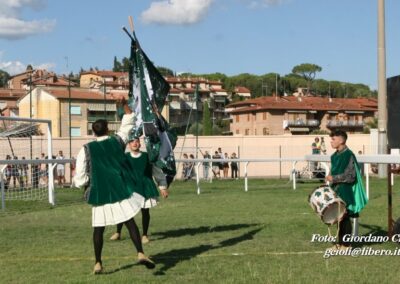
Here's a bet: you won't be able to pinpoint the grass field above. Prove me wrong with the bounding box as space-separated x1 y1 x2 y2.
1 178 400 283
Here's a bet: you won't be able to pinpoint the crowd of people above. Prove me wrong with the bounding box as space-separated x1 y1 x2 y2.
181 147 239 180
3 151 75 190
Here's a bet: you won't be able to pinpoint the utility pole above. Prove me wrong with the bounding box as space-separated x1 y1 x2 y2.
377 0 387 177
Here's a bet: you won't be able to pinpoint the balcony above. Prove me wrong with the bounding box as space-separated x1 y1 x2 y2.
287 119 320 127
326 120 365 128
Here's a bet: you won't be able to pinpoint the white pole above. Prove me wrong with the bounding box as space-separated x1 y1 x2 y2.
47 121 55 205
244 162 249 192
196 162 201 195
352 218 359 236
1 168 5 210
292 161 297 190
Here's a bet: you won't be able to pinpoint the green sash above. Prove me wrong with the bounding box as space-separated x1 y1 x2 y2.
331 148 368 215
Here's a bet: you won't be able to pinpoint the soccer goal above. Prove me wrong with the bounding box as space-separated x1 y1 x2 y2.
0 116 55 209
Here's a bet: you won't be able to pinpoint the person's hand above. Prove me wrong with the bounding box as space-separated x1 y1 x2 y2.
160 188 169 198
113 94 126 105
325 175 333 182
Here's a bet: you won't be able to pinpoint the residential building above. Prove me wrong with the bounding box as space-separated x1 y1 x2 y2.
0 89 26 116
80 70 128 89
18 87 121 137
226 96 377 135
8 69 75 90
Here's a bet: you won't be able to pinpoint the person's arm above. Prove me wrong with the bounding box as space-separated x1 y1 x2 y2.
72 147 88 188
331 157 356 184
115 95 135 143
152 165 168 198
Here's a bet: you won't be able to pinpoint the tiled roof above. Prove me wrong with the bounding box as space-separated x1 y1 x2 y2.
0 89 26 99
227 96 377 113
234 86 251 93
38 88 116 101
81 71 128 77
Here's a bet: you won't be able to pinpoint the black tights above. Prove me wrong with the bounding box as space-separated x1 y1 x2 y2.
93 218 143 264
116 208 150 236
338 215 352 246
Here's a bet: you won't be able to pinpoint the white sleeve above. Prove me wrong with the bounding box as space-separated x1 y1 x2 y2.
72 147 89 188
116 113 135 143
152 165 167 189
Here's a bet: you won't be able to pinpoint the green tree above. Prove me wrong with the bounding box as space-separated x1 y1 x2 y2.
121 57 130 72
188 122 203 135
113 56 122 72
157 66 174 77
202 102 212 135
0 69 10 88
291 63 322 94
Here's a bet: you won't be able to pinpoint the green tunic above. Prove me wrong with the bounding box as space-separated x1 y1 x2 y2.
331 148 368 215
125 152 160 200
85 136 144 206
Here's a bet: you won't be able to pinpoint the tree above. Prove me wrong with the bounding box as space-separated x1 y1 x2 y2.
202 102 212 135
0 69 10 88
157 66 174 77
113 56 122 72
291 63 322 95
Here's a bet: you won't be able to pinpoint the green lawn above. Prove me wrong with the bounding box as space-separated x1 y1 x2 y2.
0 178 400 283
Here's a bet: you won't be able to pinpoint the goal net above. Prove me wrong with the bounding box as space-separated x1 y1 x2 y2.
0 117 55 207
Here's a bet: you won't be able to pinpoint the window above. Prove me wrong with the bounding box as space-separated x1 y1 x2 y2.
263 128 269 135
70 127 81 137
236 115 240 122
245 129 249 135
70 106 81 115
263 113 267 120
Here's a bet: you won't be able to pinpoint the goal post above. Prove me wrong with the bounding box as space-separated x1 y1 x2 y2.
0 116 56 209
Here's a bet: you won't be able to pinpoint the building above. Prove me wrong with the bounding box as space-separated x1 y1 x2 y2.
226 96 377 135
0 89 26 116
8 69 75 90
80 70 128 89
18 87 121 137
165 77 229 131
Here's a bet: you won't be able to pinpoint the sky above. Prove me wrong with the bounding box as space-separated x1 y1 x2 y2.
0 0 399 90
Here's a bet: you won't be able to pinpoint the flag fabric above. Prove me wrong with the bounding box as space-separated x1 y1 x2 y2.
126 35 177 180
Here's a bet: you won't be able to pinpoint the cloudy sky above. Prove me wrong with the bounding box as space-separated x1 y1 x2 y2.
0 0 399 89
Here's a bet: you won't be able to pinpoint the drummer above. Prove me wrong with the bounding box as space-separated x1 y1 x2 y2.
325 130 368 250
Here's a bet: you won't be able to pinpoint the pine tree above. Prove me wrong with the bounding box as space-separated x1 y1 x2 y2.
202 101 212 135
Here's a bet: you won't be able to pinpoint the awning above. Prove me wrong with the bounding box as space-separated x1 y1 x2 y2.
289 127 310 132
87 104 116 111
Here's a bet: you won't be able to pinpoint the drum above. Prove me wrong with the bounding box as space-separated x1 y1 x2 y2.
308 185 346 225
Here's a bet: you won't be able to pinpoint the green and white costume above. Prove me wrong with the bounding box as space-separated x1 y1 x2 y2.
125 151 167 209
73 113 145 227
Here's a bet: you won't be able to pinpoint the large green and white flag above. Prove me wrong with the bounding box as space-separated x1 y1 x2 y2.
127 33 177 181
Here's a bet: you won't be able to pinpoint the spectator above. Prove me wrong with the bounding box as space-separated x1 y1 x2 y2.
32 157 40 189
11 156 20 188
187 154 196 180
217 147 224 174
4 155 11 190
20 157 28 188
56 150 66 186
357 150 364 176
181 153 190 180
39 153 48 185
230 152 238 179
200 150 211 180
311 137 321 170
320 137 327 155
212 151 221 178
222 153 229 178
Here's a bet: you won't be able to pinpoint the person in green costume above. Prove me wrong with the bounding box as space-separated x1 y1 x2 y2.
325 130 368 249
110 136 168 244
73 95 155 274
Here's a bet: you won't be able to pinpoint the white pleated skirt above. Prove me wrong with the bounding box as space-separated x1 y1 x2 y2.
92 192 145 227
142 198 158 209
